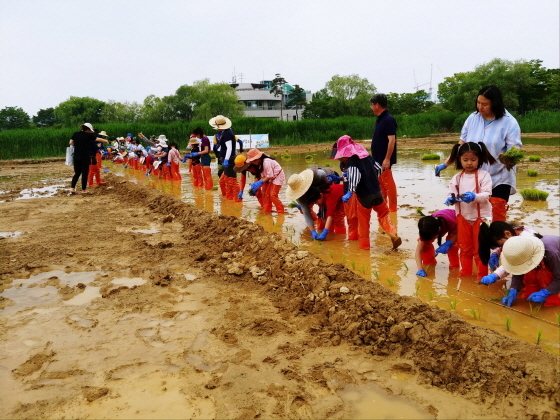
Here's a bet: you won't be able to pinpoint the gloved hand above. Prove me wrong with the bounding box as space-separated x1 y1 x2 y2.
251 180 264 191
489 253 500 271
444 195 461 206
182 154 191 163
326 174 341 183
223 159 229 167
460 191 476 204
435 163 447 177
435 240 453 256
317 229 329 241
248 189 256 196
342 171 347 178
527 289 552 304
310 230 319 240
342 191 353 203
416 269 427 277
296 204 302 213
479 273 499 285
501 289 518 307
166 162 171 167
237 191 243 200
190 152 198 157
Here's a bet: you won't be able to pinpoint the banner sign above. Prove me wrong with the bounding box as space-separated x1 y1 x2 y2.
211 134 270 149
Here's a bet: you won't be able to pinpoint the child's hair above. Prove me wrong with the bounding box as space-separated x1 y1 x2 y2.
475 85 506 119
169 142 178 149
478 221 542 265
418 216 444 246
448 142 497 170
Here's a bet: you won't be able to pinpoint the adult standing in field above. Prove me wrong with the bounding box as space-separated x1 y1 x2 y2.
69 123 108 195
435 85 522 222
370 93 398 212
210 115 241 201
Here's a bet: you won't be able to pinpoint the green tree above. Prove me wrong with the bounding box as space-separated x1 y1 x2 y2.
286 84 307 120
101 101 142 123
302 88 335 119
270 73 288 120
32 108 59 127
387 90 435 115
190 80 244 121
54 96 105 127
325 74 376 116
0 106 31 130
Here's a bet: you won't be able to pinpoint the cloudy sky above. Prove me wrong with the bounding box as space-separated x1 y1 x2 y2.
1 0 558 117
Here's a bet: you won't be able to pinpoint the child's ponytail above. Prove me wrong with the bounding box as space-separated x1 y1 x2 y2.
477 142 497 165
478 223 493 265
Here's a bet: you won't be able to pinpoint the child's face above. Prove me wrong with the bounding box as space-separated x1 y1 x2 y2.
460 151 479 173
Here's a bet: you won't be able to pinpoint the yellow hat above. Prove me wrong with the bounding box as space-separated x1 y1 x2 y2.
235 155 247 167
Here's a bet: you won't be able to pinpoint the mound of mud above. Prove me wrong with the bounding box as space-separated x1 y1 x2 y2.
96 175 558 417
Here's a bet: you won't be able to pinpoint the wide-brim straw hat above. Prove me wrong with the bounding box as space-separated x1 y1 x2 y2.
285 169 314 202
500 236 545 275
188 137 200 145
209 115 232 130
99 131 108 137
157 134 167 141
159 140 168 148
245 148 264 163
81 123 94 132
334 135 369 159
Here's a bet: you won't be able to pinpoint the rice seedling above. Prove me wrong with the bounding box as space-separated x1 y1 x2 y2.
520 189 549 201
415 208 425 216
372 270 379 280
527 170 538 177
529 303 542 316
402 262 409 271
305 154 314 163
323 162 330 167
427 291 434 300
328 249 334 259
421 154 440 160
536 329 543 345
359 264 366 275
386 278 395 287
414 284 420 296
498 147 524 170
556 313 560 325
351 261 356 270
287 202 298 208
342 255 347 265
505 315 512 331
468 307 481 320
448 299 457 310
212 186 219 191
528 156 541 162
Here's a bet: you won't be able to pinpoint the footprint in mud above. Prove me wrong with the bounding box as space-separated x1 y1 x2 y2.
136 328 165 347
66 314 98 329
12 342 55 378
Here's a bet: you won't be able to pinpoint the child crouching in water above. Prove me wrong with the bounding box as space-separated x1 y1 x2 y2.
415 209 459 277
445 142 496 279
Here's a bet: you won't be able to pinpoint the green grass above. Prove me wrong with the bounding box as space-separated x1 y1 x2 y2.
527 170 538 177
528 156 541 162
520 189 549 201
421 154 440 160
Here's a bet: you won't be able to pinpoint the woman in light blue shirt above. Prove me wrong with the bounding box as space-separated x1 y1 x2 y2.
436 85 522 222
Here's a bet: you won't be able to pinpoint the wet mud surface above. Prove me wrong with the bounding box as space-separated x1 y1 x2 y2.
0 135 559 419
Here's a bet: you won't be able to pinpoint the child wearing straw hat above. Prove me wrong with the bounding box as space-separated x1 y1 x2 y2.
183 137 202 186
500 235 560 307
334 135 401 250
245 148 285 214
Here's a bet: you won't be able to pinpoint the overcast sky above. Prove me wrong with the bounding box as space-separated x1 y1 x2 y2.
1 0 558 117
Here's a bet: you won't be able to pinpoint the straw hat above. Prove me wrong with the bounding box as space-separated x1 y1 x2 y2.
245 148 264 163
334 135 369 159
233 155 250 173
99 131 108 137
209 115 232 130
285 169 314 202
500 236 545 275
188 137 200 145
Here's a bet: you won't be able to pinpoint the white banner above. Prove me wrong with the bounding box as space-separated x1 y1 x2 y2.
211 134 270 150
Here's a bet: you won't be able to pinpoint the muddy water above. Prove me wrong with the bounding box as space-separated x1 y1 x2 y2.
108 146 560 354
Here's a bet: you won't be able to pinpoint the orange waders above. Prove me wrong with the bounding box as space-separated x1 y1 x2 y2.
344 195 359 241
519 262 560 306
489 197 509 222
378 169 398 212
171 161 182 181
262 183 284 214
191 164 203 186
420 238 460 269
88 151 105 186
202 166 213 190
219 174 227 196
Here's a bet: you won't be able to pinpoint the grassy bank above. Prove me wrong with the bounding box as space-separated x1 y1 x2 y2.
0 111 557 160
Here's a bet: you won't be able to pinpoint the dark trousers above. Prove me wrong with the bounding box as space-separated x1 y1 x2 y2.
72 157 91 190
492 184 511 202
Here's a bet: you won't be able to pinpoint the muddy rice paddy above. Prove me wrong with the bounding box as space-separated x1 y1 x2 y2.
0 134 558 419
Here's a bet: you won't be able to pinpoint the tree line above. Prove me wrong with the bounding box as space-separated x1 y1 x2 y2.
0 58 558 131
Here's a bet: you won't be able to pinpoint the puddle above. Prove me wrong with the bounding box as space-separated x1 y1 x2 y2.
0 231 22 238
111 277 147 287
16 184 65 200
184 273 197 281
68 314 96 328
107 147 560 352
0 270 104 313
338 383 434 419
189 330 210 351
131 228 160 234
185 353 221 372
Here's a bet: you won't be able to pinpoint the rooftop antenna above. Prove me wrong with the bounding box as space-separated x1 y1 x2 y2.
413 69 429 92
232 67 237 83
238 72 244 83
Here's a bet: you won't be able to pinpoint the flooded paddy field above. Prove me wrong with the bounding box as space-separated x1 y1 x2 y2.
0 135 558 419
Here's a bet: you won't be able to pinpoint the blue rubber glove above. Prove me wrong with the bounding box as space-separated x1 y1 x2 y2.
166 162 171 167
435 240 453 256
342 191 353 203
342 171 347 178
501 289 518 307
326 174 341 183
416 269 427 277
317 208 325 218
237 191 243 200
444 196 457 206
248 189 256 196
182 154 191 163
460 192 476 204
296 204 302 213
479 273 499 285
435 163 447 177
190 152 198 157
317 229 330 241
489 253 500 271
527 288 552 304
251 180 264 191
310 230 319 240
223 159 229 167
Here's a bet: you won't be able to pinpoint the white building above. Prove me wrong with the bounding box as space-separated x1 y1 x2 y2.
230 82 312 120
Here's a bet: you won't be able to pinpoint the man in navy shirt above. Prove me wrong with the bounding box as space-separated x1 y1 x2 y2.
370 94 398 212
